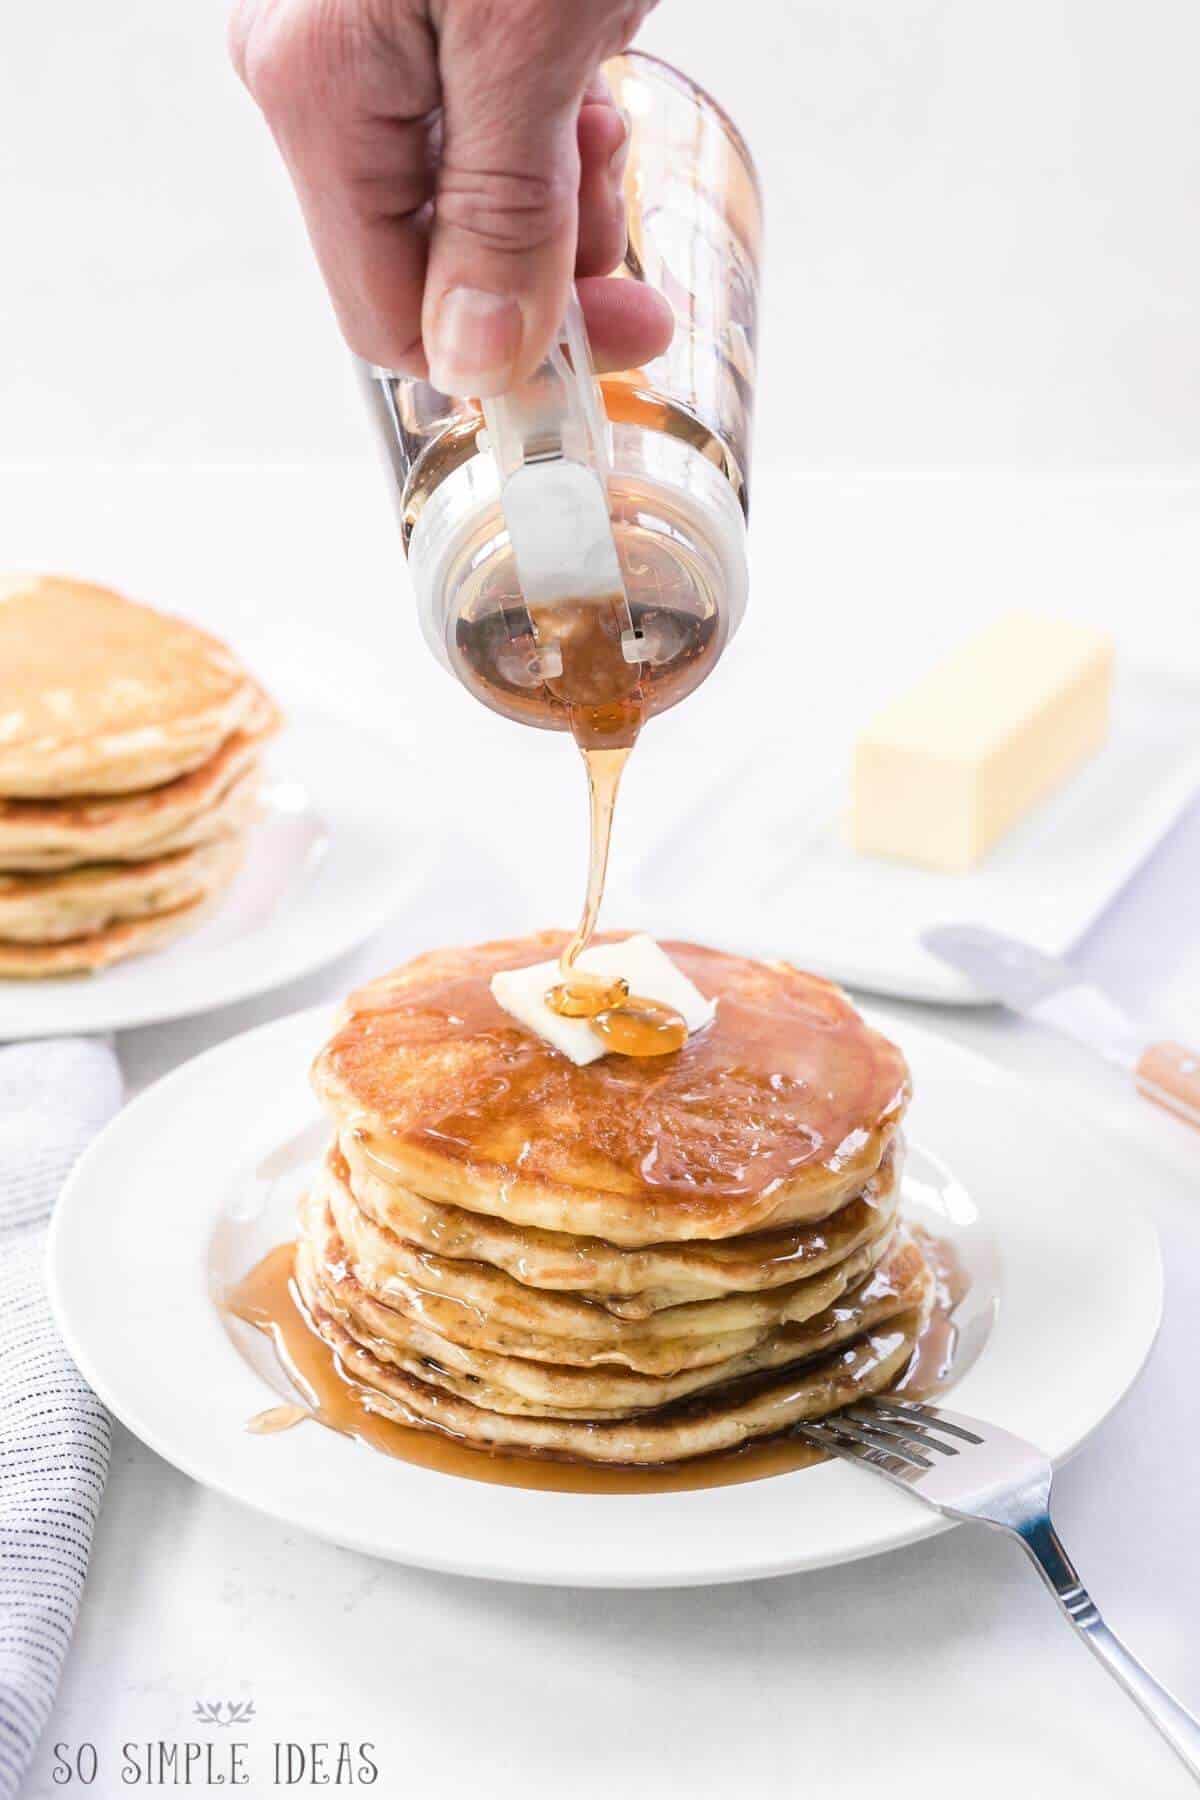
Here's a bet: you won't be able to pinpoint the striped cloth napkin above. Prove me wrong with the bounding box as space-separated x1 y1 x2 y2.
0 1038 121 1800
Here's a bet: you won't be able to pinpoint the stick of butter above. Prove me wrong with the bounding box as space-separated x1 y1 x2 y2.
490 934 716 1066
851 612 1114 873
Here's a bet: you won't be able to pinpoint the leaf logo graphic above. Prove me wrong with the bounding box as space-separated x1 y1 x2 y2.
193 1699 256 1727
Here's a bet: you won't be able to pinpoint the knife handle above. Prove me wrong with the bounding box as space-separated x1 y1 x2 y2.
1135 1042 1200 1133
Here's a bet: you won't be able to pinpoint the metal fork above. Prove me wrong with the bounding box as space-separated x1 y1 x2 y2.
798 1397 1200 1782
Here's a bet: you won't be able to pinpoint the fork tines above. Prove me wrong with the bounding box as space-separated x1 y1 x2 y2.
801 1397 984 1475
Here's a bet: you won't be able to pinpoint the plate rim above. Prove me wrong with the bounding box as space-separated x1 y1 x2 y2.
47 1002 1164 1588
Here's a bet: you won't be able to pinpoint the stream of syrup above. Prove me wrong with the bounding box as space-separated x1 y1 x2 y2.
225 1227 970 1495
550 746 687 1058
527 594 688 1057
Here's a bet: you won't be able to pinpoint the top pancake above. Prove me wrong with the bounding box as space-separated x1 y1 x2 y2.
312 933 911 1245
0 575 260 796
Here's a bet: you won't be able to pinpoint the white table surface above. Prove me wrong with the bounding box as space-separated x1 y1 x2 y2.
12 465 1200 1799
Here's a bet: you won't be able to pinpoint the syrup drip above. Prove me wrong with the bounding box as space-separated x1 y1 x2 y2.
558 743 632 977
544 706 688 1057
544 972 629 1017
897 1227 972 1396
225 1243 824 1492
223 1233 976 1494
448 503 721 1062
246 1401 310 1436
591 997 688 1057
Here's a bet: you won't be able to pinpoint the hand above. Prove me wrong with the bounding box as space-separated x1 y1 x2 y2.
230 0 675 394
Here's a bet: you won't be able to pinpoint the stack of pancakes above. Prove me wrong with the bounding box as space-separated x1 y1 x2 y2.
0 575 278 976
302 934 934 1467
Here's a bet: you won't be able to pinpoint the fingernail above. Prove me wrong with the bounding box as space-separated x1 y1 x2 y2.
428 288 522 396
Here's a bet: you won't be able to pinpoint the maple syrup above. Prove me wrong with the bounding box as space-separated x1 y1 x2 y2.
549 741 689 1055
558 743 632 968
246 1401 309 1436
544 971 629 1017
329 944 912 1234
224 1231 976 1493
447 507 724 738
898 1227 973 1396
591 997 688 1057
454 563 691 1056
225 1242 823 1492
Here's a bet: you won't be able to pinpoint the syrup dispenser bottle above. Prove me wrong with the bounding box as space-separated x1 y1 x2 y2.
358 52 761 734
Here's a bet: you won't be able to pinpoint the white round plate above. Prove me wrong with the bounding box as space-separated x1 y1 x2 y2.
0 708 433 1038
49 1005 1162 1588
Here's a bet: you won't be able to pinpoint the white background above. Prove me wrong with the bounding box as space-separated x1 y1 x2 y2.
2 0 1199 471
2 3 1199 1798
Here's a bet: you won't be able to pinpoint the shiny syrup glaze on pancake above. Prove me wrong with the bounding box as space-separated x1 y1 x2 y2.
336 1136 900 1303
227 1243 823 1490
319 936 910 1228
224 1233 963 1492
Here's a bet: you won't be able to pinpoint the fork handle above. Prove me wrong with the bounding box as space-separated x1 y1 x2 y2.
1015 1513 1200 1781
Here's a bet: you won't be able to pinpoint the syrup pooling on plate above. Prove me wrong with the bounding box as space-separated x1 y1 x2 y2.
897 1227 973 1396
225 1237 973 1493
246 1401 309 1436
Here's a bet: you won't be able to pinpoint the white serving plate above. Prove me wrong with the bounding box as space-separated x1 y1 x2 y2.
612 663 1200 1004
48 1005 1162 1588
0 708 434 1038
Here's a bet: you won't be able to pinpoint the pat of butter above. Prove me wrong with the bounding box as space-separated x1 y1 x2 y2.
852 611 1114 873
490 934 716 1066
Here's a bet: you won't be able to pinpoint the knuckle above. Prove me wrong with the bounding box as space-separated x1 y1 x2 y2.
346 166 432 224
226 0 260 85
232 0 363 118
347 317 426 373
436 164 573 253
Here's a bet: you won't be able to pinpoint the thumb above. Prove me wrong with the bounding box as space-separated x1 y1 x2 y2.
421 10 615 396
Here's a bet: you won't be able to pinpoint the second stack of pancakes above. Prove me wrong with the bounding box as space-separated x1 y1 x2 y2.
302 934 934 1466
0 575 278 975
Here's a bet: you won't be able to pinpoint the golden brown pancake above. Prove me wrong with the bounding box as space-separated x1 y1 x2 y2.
312 933 910 1244
296 934 930 1467
0 575 261 796
0 691 278 870
0 837 241 943
0 893 219 976
297 1243 931 1464
300 1192 930 1418
338 1131 902 1315
314 1165 896 1373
